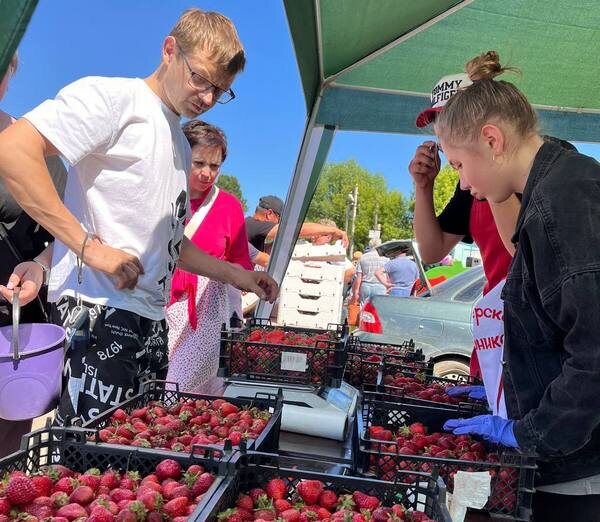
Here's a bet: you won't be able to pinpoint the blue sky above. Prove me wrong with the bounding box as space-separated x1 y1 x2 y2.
4 1 599 212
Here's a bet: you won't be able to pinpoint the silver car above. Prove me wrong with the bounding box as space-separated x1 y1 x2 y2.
356 265 486 378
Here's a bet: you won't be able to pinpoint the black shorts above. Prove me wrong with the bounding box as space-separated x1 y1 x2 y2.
50 296 168 425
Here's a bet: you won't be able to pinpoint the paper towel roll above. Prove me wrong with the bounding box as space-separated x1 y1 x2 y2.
281 404 348 441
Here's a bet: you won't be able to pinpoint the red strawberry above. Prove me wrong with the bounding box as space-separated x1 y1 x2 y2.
227 431 243 446
155 459 182 481
409 422 426 435
51 491 69 507
163 497 189 518
217 508 244 522
265 478 286 500
56 503 88 520
274 498 292 512
280 509 300 521
191 472 215 496
100 471 120 490
45 465 75 479
111 488 136 503
111 408 128 423
352 491 380 511
248 488 266 503
137 489 163 511
23 502 53 519
69 485 94 505
296 480 323 505
88 505 115 522
6 476 37 506
31 475 53 497
235 494 253 511
318 489 338 510
254 508 276 521
0 498 9 515
54 477 78 495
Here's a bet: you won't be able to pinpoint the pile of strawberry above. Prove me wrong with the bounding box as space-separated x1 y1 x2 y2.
380 372 462 405
368 423 517 513
217 477 435 521
0 458 214 522
229 329 337 384
345 350 427 388
97 398 271 450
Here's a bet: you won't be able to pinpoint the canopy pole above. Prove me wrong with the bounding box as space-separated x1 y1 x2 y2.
255 119 336 320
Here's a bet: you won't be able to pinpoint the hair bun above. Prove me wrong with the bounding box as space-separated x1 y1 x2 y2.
466 51 519 81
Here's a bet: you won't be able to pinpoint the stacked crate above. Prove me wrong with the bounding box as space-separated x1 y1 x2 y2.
276 243 347 329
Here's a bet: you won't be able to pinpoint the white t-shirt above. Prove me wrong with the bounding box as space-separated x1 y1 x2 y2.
24 76 190 320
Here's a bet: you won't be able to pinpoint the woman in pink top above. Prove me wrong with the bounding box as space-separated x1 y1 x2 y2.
167 120 252 390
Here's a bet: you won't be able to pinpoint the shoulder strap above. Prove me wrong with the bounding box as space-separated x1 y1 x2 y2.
184 185 220 239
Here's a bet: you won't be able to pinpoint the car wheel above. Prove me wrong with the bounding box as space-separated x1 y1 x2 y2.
433 358 470 381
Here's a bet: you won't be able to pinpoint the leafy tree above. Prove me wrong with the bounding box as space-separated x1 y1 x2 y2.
217 174 247 212
433 164 459 215
307 160 412 251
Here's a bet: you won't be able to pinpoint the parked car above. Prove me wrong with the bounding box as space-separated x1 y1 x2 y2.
356 265 486 379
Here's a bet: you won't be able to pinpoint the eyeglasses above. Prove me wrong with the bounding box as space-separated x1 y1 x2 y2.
177 44 235 104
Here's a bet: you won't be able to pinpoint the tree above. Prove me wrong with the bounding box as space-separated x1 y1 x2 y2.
432 164 459 215
306 160 412 252
217 174 247 212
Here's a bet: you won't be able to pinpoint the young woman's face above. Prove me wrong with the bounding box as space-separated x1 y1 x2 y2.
440 136 512 203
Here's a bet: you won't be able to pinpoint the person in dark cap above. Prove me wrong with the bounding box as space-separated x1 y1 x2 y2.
245 195 348 253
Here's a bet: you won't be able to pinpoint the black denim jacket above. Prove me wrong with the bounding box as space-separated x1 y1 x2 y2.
502 142 600 485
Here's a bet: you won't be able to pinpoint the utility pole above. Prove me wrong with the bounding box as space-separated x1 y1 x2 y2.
349 184 358 258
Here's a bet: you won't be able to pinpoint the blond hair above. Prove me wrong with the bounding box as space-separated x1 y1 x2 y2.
435 51 537 147
318 218 338 228
169 8 245 74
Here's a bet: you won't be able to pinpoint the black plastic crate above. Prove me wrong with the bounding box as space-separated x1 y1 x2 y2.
81 380 283 454
345 337 430 388
379 359 488 411
355 393 536 521
199 451 452 521
0 427 231 521
219 318 349 388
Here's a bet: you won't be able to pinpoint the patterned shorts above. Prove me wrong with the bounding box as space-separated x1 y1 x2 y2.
50 295 168 425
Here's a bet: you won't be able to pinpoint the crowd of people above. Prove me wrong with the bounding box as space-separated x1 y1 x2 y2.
0 7 599 521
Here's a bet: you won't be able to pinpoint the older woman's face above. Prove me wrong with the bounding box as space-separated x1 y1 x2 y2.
189 144 223 196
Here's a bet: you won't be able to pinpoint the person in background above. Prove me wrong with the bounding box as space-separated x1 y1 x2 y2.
310 218 355 285
167 120 252 389
374 245 418 296
245 195 348 254
351 238 388 306
0 52 68 457
437 51 600 521
0 9 277 426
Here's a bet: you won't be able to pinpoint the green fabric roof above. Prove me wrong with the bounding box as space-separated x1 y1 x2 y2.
0 0 38 79
285 0 600 142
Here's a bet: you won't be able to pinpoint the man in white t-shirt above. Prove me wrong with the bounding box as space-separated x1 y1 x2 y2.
0 8 277 424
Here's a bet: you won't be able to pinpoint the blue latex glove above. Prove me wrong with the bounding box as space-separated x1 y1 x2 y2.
443 415 519 448
446 385 487 401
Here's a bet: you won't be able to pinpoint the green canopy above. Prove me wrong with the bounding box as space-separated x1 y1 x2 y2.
259 0 600 316
0 0 38 79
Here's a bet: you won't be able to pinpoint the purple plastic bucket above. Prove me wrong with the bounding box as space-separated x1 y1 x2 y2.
0 322 66 420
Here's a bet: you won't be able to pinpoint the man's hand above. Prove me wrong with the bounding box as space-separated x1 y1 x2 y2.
230 267 278 302
333 229 349 248
0 261 44 305
84 238 144 290
409 141 441 190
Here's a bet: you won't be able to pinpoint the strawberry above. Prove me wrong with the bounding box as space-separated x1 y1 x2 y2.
265 478 286 500
69 485 94 505
100 471 120 490
254 508 276 521
54 477 78 495
296 480 323 505
217 508 244 522
280 509 300 521
56 503 88 520
318 489 338 510
51 491 70 508
137 489 163 511
31 474 53 497
111 408 128 423
163 497 189 518
191 472 215 496
274 498 292 512
6 476 37 506
235 494 253 511
352 491 380 511
88 505 115 522
44 465 75 479
227 431 243 446
110 488 136 503
23 502 53 519
155 459 182 481
409 422 426 435
0 498 9 515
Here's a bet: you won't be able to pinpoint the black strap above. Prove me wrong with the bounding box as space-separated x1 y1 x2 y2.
0 221 50 322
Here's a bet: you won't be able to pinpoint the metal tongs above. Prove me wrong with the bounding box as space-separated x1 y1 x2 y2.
11 288 21 361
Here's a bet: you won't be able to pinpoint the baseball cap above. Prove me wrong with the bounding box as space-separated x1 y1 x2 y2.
258 195 284 216
415 73 473 128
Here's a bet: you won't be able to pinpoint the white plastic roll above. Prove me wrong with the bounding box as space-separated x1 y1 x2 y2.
281 404 348 441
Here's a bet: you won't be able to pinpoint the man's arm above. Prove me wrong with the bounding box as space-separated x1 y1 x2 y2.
409 143 464 263
178 237 278 301
374 267 391 289
266 222 349 247
351 272 362 304
0 120 143 288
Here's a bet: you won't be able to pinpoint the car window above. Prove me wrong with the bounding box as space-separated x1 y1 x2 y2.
454 277 486 303
430 266 483 299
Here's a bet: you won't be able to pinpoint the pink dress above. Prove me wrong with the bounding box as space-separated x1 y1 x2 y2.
166 190 251 390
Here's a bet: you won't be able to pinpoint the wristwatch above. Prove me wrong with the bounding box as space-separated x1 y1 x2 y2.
32 258 50 286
